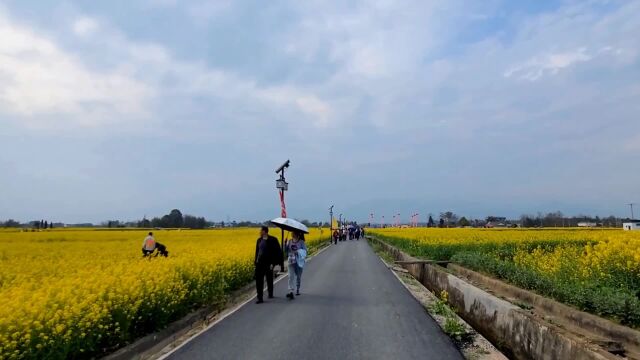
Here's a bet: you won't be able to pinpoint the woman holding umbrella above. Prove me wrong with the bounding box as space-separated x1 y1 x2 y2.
285 231 307 299
270 217 310 299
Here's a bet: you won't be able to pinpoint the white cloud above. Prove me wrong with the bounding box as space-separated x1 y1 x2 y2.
0 13 153 128
504 48 592 81
284 1 455 79
72 16 99 37
0 9 333 131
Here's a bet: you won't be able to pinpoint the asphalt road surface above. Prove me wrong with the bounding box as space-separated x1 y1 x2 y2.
166 239 463 360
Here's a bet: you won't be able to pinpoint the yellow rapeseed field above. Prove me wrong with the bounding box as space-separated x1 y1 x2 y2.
0 227 327 359
369 227 640 280
369 227 640 327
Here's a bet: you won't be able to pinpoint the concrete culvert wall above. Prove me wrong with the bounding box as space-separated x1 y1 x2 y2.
369 237 621 360
447 263 640 357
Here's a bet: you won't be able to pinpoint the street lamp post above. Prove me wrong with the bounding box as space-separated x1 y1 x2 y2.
275 160 290 254
329 205 334 244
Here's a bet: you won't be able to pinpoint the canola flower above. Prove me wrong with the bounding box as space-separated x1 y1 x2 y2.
0 228 327 359
370 227 640 327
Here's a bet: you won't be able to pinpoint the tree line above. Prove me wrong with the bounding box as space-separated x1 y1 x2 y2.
0 219 56 229
378 211 636 228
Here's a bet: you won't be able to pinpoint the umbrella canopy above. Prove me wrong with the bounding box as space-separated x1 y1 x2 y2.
270 217 309 234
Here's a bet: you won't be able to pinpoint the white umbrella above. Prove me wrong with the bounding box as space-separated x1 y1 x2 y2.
270 217 309 234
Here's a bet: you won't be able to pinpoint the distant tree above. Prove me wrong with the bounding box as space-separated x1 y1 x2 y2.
168 209 184 228
139 217 151 228
459 217 470 227
1 219 20 227
542 211 564 227
439 212 458 227
34 221 40 229
427 215 435 227
438 218 445 228
301 219 312 227
520 214 541 228
183 215 196 228
40 220 45 229
49 222 54 229
44 221 48 229
183 215 207 229
150 217 162 228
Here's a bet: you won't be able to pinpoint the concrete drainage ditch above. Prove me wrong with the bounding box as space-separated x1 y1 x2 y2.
368 236 639 360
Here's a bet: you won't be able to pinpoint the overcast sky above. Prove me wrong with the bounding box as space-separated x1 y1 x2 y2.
1 0 639 223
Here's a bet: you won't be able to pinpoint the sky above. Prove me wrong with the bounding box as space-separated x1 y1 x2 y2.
0 0 639 224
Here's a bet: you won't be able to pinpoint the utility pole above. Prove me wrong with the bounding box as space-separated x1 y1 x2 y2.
629 203 636 220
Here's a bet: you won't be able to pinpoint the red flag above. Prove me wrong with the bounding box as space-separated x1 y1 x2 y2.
279 190 287 217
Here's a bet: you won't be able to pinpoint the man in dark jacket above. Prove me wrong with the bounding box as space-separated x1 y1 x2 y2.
254 226 283 304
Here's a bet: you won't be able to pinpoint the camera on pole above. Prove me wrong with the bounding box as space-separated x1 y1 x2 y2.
276 160 290 191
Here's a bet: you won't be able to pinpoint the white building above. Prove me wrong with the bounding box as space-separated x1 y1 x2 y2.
623 222 640 231
577 222 597 227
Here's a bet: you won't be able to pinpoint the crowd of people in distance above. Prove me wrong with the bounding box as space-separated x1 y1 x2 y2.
332 225 365 244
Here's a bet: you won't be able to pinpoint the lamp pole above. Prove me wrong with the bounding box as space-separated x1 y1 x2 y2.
329 205 334 244
629 203 636 220
275 160 290 254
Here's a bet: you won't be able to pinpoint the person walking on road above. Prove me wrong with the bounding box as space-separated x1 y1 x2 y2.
285 231 307 299
254 226 283 304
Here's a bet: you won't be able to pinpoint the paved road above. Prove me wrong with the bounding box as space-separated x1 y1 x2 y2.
166 240 463 360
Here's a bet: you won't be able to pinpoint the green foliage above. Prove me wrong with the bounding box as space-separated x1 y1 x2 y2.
452 251 640 327
443 317 468 341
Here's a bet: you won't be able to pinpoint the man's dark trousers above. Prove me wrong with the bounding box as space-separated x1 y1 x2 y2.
255 263 273 301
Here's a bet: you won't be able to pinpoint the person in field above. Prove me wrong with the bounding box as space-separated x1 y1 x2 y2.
332 229 339 244
285 231 307 299
142 232 169 257
254 226 283 304
142 232 156 256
